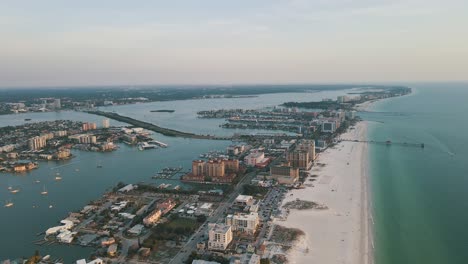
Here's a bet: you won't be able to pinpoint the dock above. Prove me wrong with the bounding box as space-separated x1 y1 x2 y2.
339 139 425 148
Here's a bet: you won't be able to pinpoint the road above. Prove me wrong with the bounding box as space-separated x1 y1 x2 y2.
169 170 258 264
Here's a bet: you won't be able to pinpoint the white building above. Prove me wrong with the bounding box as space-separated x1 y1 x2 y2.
226 212 260 234
244 151 265 166
102 119 110 128
208 223 233 251
234 195 254 207
76 259 104 264
346 111 356 120
321 121 337 133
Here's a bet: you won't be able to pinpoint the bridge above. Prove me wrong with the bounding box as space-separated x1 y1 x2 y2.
339 139 425 148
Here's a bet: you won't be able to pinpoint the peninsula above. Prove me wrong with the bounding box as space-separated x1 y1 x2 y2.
86 111 229 139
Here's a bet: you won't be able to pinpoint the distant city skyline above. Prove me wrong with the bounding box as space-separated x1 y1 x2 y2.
1 0 467 87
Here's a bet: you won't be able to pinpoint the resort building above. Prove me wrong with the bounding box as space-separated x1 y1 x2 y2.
286 139 315 170
208 223 233 251
244 151 265 166
185 159 240 183
270 163 299 184
226 212 260 234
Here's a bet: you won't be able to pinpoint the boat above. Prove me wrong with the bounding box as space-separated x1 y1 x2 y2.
174 185 181 190
41 186 48 195
55 176 62 181
10 189 20 194
24 118 31 121
49 205 53 209
4 200 14 208
97 161 103 168
7 186 12 190
35 180 41 183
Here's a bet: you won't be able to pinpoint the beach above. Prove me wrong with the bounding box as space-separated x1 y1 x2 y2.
279 121 372 264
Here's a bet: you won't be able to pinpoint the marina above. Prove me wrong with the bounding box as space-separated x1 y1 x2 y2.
152 166 184 179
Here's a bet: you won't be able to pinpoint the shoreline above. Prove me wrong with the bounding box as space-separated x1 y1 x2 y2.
278 120 373 264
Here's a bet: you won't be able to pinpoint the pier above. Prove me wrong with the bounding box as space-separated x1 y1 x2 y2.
339 139 425 148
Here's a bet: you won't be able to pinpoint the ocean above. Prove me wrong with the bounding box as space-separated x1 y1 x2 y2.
1 84 466 263
364 83 468 264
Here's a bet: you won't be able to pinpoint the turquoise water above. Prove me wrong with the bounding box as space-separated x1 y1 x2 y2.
3 85 466 263
364 83 468 264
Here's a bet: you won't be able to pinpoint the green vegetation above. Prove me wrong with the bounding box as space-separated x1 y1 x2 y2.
143 215 200 246
282 100 344 110
242 184 269 197
186 251 230 264
87 111 229 139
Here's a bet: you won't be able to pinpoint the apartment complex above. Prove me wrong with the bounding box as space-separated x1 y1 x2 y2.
28 136 47 150
208 223 233 251
82 122 97 131
226 212 260 234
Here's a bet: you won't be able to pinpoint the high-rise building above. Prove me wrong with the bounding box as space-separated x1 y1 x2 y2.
191 159 239 178
321 121 337 133
286 140 315 170
206 159 225 178
226 212 260 234
208 223 233 251
82 122 97 131
54 98 61 109
28 136 47 150
102 119 110 128
270 163 300 184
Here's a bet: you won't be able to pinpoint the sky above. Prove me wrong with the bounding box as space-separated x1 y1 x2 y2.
0 0 467 87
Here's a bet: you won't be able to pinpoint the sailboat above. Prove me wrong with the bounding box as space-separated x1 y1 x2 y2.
4 200 14 208
97 161 103 168
41 186 48 195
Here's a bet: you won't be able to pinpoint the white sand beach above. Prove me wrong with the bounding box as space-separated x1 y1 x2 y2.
279 122 372 264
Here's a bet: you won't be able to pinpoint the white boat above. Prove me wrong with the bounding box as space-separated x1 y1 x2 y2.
10 189 20 194
7 186 12 190
55 176 62 181
4 201 13 208
35 180 41 183
41 186 48 195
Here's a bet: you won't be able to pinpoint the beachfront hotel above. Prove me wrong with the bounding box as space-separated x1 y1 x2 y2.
226 212 260 234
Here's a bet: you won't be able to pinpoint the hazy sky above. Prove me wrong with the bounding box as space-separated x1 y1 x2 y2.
1 0 467 87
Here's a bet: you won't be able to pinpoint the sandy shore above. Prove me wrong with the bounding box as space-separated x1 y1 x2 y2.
278 121 372 264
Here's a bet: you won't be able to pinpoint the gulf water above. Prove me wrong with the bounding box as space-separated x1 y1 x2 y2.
365 83 468 264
